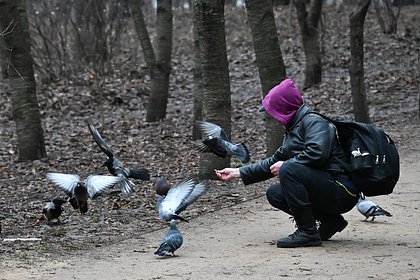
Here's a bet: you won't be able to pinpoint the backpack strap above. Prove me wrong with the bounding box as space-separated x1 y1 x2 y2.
302 111 352 173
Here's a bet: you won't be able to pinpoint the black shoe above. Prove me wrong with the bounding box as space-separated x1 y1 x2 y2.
318 216 348 241
277 228 322 248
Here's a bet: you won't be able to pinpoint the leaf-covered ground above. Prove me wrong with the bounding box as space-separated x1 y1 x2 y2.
0 5 419 261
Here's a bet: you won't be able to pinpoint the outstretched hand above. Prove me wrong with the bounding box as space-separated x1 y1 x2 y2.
270 161 284 177
214 168 240 181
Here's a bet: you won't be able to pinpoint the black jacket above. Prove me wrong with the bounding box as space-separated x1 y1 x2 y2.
240 105 350 185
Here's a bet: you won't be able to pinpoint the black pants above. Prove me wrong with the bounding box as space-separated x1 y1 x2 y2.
266 161 359 222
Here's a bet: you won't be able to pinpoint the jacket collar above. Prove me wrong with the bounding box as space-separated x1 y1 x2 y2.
286 105 311 130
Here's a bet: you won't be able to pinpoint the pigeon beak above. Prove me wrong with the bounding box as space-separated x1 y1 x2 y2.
258 105 266 112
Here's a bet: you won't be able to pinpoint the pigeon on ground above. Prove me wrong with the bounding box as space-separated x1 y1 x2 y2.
153 173 172 196
42 198 67 223
87 121 150 196
157 178 209 223
356 195 392 221
154 219 183 257
46 172 121 214
196 121 250 164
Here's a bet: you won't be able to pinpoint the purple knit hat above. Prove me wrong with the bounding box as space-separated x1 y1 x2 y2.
260 79 303 126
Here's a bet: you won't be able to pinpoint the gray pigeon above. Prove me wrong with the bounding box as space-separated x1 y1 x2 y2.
157 178 209 223
42 198 67 223
196 121 250 164
87 121 150 197
356 196 392 221
46 172 121 214
153 173 171 196
154 219 183 257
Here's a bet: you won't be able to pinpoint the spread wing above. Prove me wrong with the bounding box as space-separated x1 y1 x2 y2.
197 121 229 141
46 173 80 197
159 179 195 218
87 121 114 158
85 175 122 199
176 181 210 213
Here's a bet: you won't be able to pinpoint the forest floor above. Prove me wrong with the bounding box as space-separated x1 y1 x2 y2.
1 4 419 280
1 152 419 280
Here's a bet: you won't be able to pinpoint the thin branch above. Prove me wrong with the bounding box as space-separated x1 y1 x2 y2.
0 19 15 36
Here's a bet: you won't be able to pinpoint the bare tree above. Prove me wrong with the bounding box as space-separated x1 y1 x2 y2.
128 0 155 69
192 6 203 140
27 0 129 80
245 0 287 156
349 0 371 123
194 0 231 179
293 0 323 89
146 0 173 121
0 0 47 160
372 0 401 34
129 0 174 122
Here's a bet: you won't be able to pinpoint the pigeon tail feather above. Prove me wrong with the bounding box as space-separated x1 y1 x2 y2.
129 168 150 181
234 143 250 164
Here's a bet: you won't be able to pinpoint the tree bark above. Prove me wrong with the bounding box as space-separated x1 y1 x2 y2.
294 0 323 89
194 0 231 179
192 6 203 140
0 0 47 160
128 0 156 68
245 0 287 156
349 0 371 123
146 0 173 122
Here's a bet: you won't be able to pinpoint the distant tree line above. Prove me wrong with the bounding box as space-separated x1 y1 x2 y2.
0 0 415 179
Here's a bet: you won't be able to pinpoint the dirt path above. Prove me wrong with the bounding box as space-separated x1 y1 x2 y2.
2 153 419 280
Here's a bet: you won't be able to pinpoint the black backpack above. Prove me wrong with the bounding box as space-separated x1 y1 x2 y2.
309 112 400 196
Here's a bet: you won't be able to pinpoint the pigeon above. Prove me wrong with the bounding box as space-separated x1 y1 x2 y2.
153 173 172 196
196 121 250 164
157 178 209 223
87 121 150 196
356 195 392 221
46 172 121 214
154 219 183 257
42 198 67 223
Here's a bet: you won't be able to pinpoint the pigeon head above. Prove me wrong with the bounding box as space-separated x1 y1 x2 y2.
169 219 177 229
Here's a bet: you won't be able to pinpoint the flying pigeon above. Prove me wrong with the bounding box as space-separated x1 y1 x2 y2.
157 178 209 223
42 198 67 223
154 219 183 257
356 195 392 221
153 173 172 196
196 121 250 164
87 121 150 196
46 172 121 214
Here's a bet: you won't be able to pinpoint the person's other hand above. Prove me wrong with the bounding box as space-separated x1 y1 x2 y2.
270 161 284 177
215 168 240 181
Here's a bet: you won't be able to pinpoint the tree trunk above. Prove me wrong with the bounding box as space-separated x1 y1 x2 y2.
0 0 47 160
294 0 323 89
349 0 371 123
0 27 7 79
192 6 203 140
128 0 156 68
194 0 231 179
245 0 287 156
146 0 173 122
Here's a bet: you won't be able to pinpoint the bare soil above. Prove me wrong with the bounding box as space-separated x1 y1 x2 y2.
1 151 419 280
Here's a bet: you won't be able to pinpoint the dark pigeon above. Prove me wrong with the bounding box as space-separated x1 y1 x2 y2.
46 172 121 214
154 219 183 257
356 195 392 221
42 198 67 223
87 121 150 196
196 121 250 164
157 178 209 223
153 173 172 196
